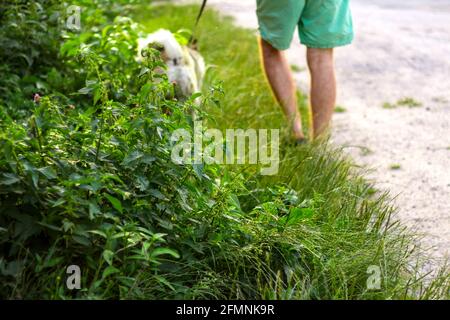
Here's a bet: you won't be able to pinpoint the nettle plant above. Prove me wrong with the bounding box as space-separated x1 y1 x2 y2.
0 6 224 298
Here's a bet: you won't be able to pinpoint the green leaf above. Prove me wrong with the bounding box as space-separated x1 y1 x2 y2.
78 86 93 95
102 266 120 279
62 220 74 232
89 201 101 219
149 189 166 201
102 250 114 265
51 198 66 207
190 92 202 100
135 175 149 191
0 173 20 185
18 53 33 67
44 257 64 268
281 207 315 226
150 248 180 259
60 38 81 57
122 150 143 166
72 235 91 246
139 83 152 102
141 155 156 165
104 194 123 213
37 167 57 180
152 233 168 242
88 230 107 238
38 222 61 232
30 171 39 189
154 275 176 291
118 276 135 287
93 88 102 105
174 29 192 46
193 164 204 179
138 67 150 78
101 25 113 39
78 80 98 95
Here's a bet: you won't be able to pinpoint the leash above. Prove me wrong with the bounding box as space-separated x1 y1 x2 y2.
194 0 208 27
189 0 208 45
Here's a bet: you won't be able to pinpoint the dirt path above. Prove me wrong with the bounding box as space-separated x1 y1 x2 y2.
178 0 450 260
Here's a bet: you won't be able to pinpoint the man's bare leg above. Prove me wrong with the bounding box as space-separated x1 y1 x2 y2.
259 37 305 141
307 48 336 138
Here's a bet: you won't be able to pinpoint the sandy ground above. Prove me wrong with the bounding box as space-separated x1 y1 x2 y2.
176 0 450 261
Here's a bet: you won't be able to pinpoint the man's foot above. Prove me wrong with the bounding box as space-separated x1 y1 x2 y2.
292 120 305 141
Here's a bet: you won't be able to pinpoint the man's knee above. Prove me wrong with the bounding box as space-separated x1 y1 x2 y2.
260 37 282 59
307 48 334 70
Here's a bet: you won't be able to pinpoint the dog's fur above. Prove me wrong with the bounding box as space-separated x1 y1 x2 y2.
137 29 205 99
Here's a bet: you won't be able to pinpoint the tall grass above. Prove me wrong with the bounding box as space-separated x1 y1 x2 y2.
129 4 450 299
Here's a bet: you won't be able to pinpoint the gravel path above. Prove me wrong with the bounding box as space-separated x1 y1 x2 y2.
178 0 450 260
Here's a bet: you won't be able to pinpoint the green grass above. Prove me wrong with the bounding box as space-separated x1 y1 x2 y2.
291 64 305 73
334 105 347 113
382 102 396 109
397 97 422 108
130 4 450 299
390 164 402 171
383 97 423 109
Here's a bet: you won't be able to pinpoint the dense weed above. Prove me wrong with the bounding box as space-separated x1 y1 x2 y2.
0 1 448 299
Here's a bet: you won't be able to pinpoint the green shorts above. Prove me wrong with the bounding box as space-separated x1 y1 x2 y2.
256 0 354 50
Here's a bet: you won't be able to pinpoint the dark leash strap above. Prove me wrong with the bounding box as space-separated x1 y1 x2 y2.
194 0 208 27
189 0 208 46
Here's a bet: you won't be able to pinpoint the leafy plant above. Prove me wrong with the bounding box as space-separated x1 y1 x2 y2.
0 1 448 301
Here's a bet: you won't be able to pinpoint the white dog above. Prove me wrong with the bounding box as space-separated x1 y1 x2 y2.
137 29 205 100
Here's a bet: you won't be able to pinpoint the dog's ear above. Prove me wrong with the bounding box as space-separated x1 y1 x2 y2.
188 38 199 51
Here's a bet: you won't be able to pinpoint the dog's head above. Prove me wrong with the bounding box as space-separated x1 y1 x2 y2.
137 29 183 65
146 42 169 62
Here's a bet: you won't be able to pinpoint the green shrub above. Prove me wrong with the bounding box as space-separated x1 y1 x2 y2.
0 0 213 298
0 1 448 300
